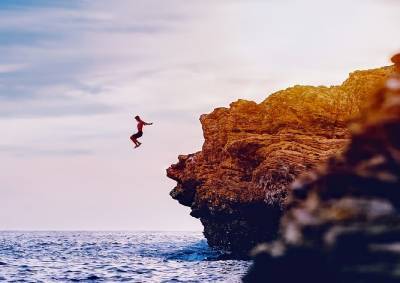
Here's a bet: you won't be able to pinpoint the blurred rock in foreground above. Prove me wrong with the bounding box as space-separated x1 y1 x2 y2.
244 54 400 282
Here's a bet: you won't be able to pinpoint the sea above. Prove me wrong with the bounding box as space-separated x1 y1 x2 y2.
0 231 250 282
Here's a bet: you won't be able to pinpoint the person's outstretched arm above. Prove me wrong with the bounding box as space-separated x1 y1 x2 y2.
144 121 153 125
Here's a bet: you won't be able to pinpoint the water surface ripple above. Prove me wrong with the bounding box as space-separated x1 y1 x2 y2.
0 231 250 282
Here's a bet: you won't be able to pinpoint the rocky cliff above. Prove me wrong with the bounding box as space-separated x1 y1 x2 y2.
167 66 394 256
244 56 400 282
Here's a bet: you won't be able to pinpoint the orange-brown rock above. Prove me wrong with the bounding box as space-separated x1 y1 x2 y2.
167 66 394 256
244 57 400 282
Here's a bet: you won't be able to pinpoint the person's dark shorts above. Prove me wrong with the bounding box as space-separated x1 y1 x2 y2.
130 131 143 139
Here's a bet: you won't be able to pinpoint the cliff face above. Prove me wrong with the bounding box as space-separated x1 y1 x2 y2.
167 66 393 255
244 62 400 282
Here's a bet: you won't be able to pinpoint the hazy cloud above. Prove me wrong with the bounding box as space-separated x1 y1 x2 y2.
0 145 93 157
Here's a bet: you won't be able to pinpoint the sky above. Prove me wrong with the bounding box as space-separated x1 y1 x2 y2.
0 0 399 231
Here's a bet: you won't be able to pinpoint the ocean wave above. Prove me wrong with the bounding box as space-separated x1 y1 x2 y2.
0 231 249 282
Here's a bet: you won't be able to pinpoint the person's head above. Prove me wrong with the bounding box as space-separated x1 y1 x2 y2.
135 115 141 121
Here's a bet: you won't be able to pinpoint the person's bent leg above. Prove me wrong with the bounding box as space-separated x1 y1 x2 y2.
130 135 139 146
136 132 142 146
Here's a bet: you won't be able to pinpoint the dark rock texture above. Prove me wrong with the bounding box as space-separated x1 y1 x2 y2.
167 66 393 256
244 57 400 282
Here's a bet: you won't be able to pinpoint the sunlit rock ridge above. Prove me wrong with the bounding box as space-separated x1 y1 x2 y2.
167 65 394 256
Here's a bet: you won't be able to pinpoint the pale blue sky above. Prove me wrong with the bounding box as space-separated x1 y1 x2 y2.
0 0 399 230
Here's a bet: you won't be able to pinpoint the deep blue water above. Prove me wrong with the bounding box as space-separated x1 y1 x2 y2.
0 231 250 282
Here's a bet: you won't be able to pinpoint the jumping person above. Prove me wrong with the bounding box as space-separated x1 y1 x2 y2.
130 115 153 148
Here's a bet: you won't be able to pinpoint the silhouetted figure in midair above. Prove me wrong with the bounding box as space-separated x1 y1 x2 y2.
130 115 153 148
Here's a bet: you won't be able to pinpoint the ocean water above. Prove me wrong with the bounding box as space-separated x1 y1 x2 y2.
0 231 250 282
